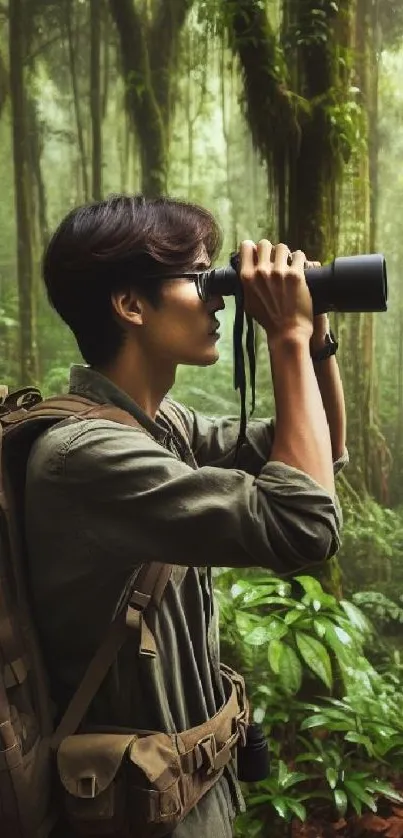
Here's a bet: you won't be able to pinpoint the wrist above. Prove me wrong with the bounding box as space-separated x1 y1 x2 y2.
310 329 338 362
267 330 311 357
310 314 330 352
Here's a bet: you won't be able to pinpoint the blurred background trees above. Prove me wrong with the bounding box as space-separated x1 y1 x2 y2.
1 1 403 834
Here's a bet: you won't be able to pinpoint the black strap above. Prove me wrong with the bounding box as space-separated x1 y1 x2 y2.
231 254 257 459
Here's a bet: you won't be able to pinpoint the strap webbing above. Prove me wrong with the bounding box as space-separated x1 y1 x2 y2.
51 561 172 748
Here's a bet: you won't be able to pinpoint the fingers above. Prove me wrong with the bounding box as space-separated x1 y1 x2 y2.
273 243 291 274
290 249 306 273
256 239 273 274
240 240 311 278
239 240 257 280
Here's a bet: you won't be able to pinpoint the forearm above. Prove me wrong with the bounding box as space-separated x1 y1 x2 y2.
267 335 335 495
313 355 346 461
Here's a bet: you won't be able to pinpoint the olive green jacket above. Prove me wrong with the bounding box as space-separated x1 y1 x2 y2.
25 365 347 838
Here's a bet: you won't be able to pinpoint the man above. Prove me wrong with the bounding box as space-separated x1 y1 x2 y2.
25 194 347 837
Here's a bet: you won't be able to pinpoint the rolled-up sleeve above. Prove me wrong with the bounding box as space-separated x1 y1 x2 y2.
59 420 342 576
165 400 349 480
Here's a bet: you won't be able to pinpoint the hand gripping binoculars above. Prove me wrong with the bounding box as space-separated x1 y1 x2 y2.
206 251 388 454
205 252 388 314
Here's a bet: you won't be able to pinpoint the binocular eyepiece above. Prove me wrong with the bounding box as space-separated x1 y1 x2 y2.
207 253 388 314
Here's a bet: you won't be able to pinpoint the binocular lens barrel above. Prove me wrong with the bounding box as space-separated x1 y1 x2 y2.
210 253 388 314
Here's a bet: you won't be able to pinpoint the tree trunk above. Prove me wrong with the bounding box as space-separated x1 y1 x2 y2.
64 0 90 201
109 0 167 197
9 0 38 385
0 49 8 119
110 0 194 197
90 0 103 200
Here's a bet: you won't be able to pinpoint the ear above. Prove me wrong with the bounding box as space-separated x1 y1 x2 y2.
111 288 145 327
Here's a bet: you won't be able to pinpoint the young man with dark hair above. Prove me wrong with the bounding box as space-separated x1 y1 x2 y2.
25 194 347 837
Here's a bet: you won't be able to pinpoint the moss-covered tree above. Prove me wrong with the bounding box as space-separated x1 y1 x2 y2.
109 0 194 197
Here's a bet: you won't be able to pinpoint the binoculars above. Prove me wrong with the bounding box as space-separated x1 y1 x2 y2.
207 252 388 314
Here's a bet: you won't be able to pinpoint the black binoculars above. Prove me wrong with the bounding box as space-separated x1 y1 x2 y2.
207 252 388 314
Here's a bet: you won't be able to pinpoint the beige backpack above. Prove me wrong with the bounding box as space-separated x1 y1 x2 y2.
0 388 248 838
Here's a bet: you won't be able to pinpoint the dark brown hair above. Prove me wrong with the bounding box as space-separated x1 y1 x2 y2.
43 194 222 366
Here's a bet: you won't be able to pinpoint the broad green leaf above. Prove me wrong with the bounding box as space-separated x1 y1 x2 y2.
265 619 289 642
326 767 338 789
294 752 323 764
333 789 348 816
272 797 289 819
314 619 326 638
268 639 284 674
242 595 297 609
295 632 333 689
300 713 331 730
278 644 303 694
280 771 310 790
366 781 403 802
285 608 306 625
344 732 374 753
287 800 306 821
344 780 377 811
243 625 271 645
347 792 363 816
333 625 353 645
294 576 325 599
235 612 260 634
339 600 370 632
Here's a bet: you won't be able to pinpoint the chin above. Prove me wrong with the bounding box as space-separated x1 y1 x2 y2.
183 349 220 367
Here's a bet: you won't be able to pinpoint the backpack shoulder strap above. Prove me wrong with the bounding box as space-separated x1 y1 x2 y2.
51 561 171 749
3 394 146 433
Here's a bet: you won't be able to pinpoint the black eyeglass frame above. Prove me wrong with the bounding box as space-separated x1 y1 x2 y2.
142 271 214 303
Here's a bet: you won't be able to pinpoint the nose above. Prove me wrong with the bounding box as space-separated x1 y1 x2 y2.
208 294 225 313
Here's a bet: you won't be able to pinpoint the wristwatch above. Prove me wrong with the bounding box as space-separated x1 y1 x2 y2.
310 329 339 362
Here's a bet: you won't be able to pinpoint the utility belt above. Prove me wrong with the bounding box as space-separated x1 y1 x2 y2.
56 663 248 837
49 562 250 837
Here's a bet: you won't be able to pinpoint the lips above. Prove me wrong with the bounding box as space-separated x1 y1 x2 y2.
209 319 220 335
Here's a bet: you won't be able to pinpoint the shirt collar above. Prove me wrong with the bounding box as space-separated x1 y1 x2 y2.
69 364 169 444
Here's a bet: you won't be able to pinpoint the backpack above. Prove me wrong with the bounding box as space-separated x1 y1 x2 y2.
0 387 249 838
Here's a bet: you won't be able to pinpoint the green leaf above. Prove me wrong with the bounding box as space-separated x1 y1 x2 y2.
344 780 377 811
268 639 284 674
287 800 307 821
326 767 338 789
347 793 363 816
272 797 289 819
339 601 370 632
344 732 374 753
294 576 325 599
265 619 290 642
243 626 271 645
300 713 331 730
281 771 310 790
295 632 333 689
243 618 288 645
285 608 306 625
367 781 403 803
314 619 326 638
333 789 348 816
278 644 303 694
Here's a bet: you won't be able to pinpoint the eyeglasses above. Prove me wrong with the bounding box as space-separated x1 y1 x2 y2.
144 271 212 303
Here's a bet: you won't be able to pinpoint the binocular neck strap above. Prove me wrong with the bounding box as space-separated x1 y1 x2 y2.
233 285 256 458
